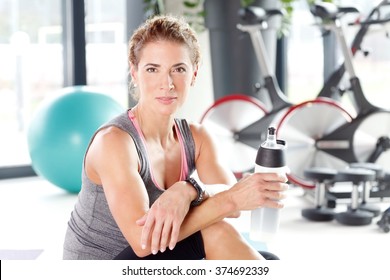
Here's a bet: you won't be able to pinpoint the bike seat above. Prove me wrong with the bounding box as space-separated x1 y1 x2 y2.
334 168 376 184
349 162 384 179
310 2 359 21
304 167 337 183
238 6 284 25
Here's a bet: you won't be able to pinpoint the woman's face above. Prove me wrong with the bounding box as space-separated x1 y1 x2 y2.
131 40 197 116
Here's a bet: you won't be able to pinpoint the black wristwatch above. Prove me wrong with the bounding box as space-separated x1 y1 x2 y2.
185 177 206 207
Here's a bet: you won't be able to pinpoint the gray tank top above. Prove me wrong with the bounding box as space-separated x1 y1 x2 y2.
63 110 196 259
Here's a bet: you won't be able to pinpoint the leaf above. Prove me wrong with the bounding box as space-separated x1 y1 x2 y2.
183 0 202 9
240 0 255 8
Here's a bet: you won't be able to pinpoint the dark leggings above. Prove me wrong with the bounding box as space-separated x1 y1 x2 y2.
114 231 279 260
114 231 206 260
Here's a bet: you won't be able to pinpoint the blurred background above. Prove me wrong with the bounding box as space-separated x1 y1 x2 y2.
1 0 389 179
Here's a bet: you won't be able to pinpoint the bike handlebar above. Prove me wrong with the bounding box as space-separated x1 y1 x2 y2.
350 15 390 26
238 6 284 25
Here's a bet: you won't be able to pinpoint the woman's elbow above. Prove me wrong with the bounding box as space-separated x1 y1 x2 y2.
128 243 152 258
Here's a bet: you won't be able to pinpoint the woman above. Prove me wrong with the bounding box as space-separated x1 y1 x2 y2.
63 15 288 260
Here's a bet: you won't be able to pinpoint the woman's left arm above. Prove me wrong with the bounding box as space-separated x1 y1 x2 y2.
138 121 287 254
190 122 238 190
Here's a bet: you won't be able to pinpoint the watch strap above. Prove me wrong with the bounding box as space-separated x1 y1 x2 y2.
185 177 205 207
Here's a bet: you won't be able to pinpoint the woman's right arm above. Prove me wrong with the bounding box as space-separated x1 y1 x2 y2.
88 127 287 257
85 126 158 257
86 126 220 257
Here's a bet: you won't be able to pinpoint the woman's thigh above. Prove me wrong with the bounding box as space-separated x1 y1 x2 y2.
200 220 263 260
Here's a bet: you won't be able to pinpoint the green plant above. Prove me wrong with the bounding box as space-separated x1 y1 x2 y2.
143 0 205 31
273 0 336 36
279 0 335 36
307 0 335 4
182 0 206 32
143 0 334 35
143 0 162 17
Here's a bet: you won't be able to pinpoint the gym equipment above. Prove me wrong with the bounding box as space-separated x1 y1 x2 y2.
201 7 352 179
275 99 352 188
201 3 390 192
277 2 390 187
307 2 390 160
317 0 390 101
334 168 376 226
349 162 383 217
27 86 124 193
200 94 268 176
377 206 390 233
301 167 337 221
201 7 290 177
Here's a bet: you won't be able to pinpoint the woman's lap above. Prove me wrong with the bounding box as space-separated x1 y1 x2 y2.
114 231 205 260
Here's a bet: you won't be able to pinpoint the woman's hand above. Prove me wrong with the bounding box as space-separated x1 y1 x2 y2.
228 172 289 212
136 181 196 255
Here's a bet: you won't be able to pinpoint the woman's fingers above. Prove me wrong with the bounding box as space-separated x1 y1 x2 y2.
139 214 154 250
263 198 285 208
150 219 165 255
232 172 290 211
159 219 173 253
252 172 288 183
138 206 186 254
266 188 287 200
169 221 180 251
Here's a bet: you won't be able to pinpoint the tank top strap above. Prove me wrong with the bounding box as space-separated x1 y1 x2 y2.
174 118 196 178
98 110 151 184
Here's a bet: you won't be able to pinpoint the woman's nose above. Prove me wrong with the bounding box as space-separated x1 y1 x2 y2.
160 74 174 91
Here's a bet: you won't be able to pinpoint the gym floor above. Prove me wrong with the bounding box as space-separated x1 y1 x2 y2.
0 176 389 263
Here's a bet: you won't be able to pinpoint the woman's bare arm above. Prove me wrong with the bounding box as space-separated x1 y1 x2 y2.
137 123 288 254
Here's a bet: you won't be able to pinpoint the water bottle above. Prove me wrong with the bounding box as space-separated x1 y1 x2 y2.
250 126 288 242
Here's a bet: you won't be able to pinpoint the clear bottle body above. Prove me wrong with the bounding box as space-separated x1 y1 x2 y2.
250 165 288 242
250 126 287 242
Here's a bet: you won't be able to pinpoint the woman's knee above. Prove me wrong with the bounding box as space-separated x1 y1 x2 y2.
200 221 261 260
201 220 242 245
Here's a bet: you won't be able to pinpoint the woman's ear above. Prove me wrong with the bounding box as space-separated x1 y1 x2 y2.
191 68 198 86
130 64 137 85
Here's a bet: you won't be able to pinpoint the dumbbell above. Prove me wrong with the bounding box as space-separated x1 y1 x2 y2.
302 167 337 221
334 168 376 226
349 162 383 217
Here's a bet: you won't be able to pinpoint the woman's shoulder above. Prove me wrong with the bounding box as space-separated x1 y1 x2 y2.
94 110 135 144
96 125 128 138
186 119 208 132
91 126 133 154
183 120 214 143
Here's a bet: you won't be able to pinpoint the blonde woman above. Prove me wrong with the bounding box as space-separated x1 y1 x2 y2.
63 15 287 260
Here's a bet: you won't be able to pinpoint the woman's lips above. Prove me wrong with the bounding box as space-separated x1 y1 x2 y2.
156 96 177 105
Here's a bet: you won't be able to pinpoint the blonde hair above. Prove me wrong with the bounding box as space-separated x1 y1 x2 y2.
129 15 201 69
128 15 201 100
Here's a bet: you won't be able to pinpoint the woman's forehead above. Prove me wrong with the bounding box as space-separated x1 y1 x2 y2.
139 41 192 62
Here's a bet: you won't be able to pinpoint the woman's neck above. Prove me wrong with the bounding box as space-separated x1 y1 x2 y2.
131 105 176 147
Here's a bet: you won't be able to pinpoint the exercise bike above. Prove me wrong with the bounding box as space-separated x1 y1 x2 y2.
275 2 390 188
201 2 390 189
200 7 291 177
318 0 390 102
200 6 352 182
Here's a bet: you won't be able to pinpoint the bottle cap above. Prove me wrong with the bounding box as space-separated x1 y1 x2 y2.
256 139 286 168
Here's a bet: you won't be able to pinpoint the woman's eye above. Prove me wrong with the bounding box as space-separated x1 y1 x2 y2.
174 67 186 73
146 68 157 73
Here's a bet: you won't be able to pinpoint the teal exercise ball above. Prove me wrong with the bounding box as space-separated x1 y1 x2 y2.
27 86 125 193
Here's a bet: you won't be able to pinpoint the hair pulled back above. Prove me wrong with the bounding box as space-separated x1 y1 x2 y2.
128 15 201 69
